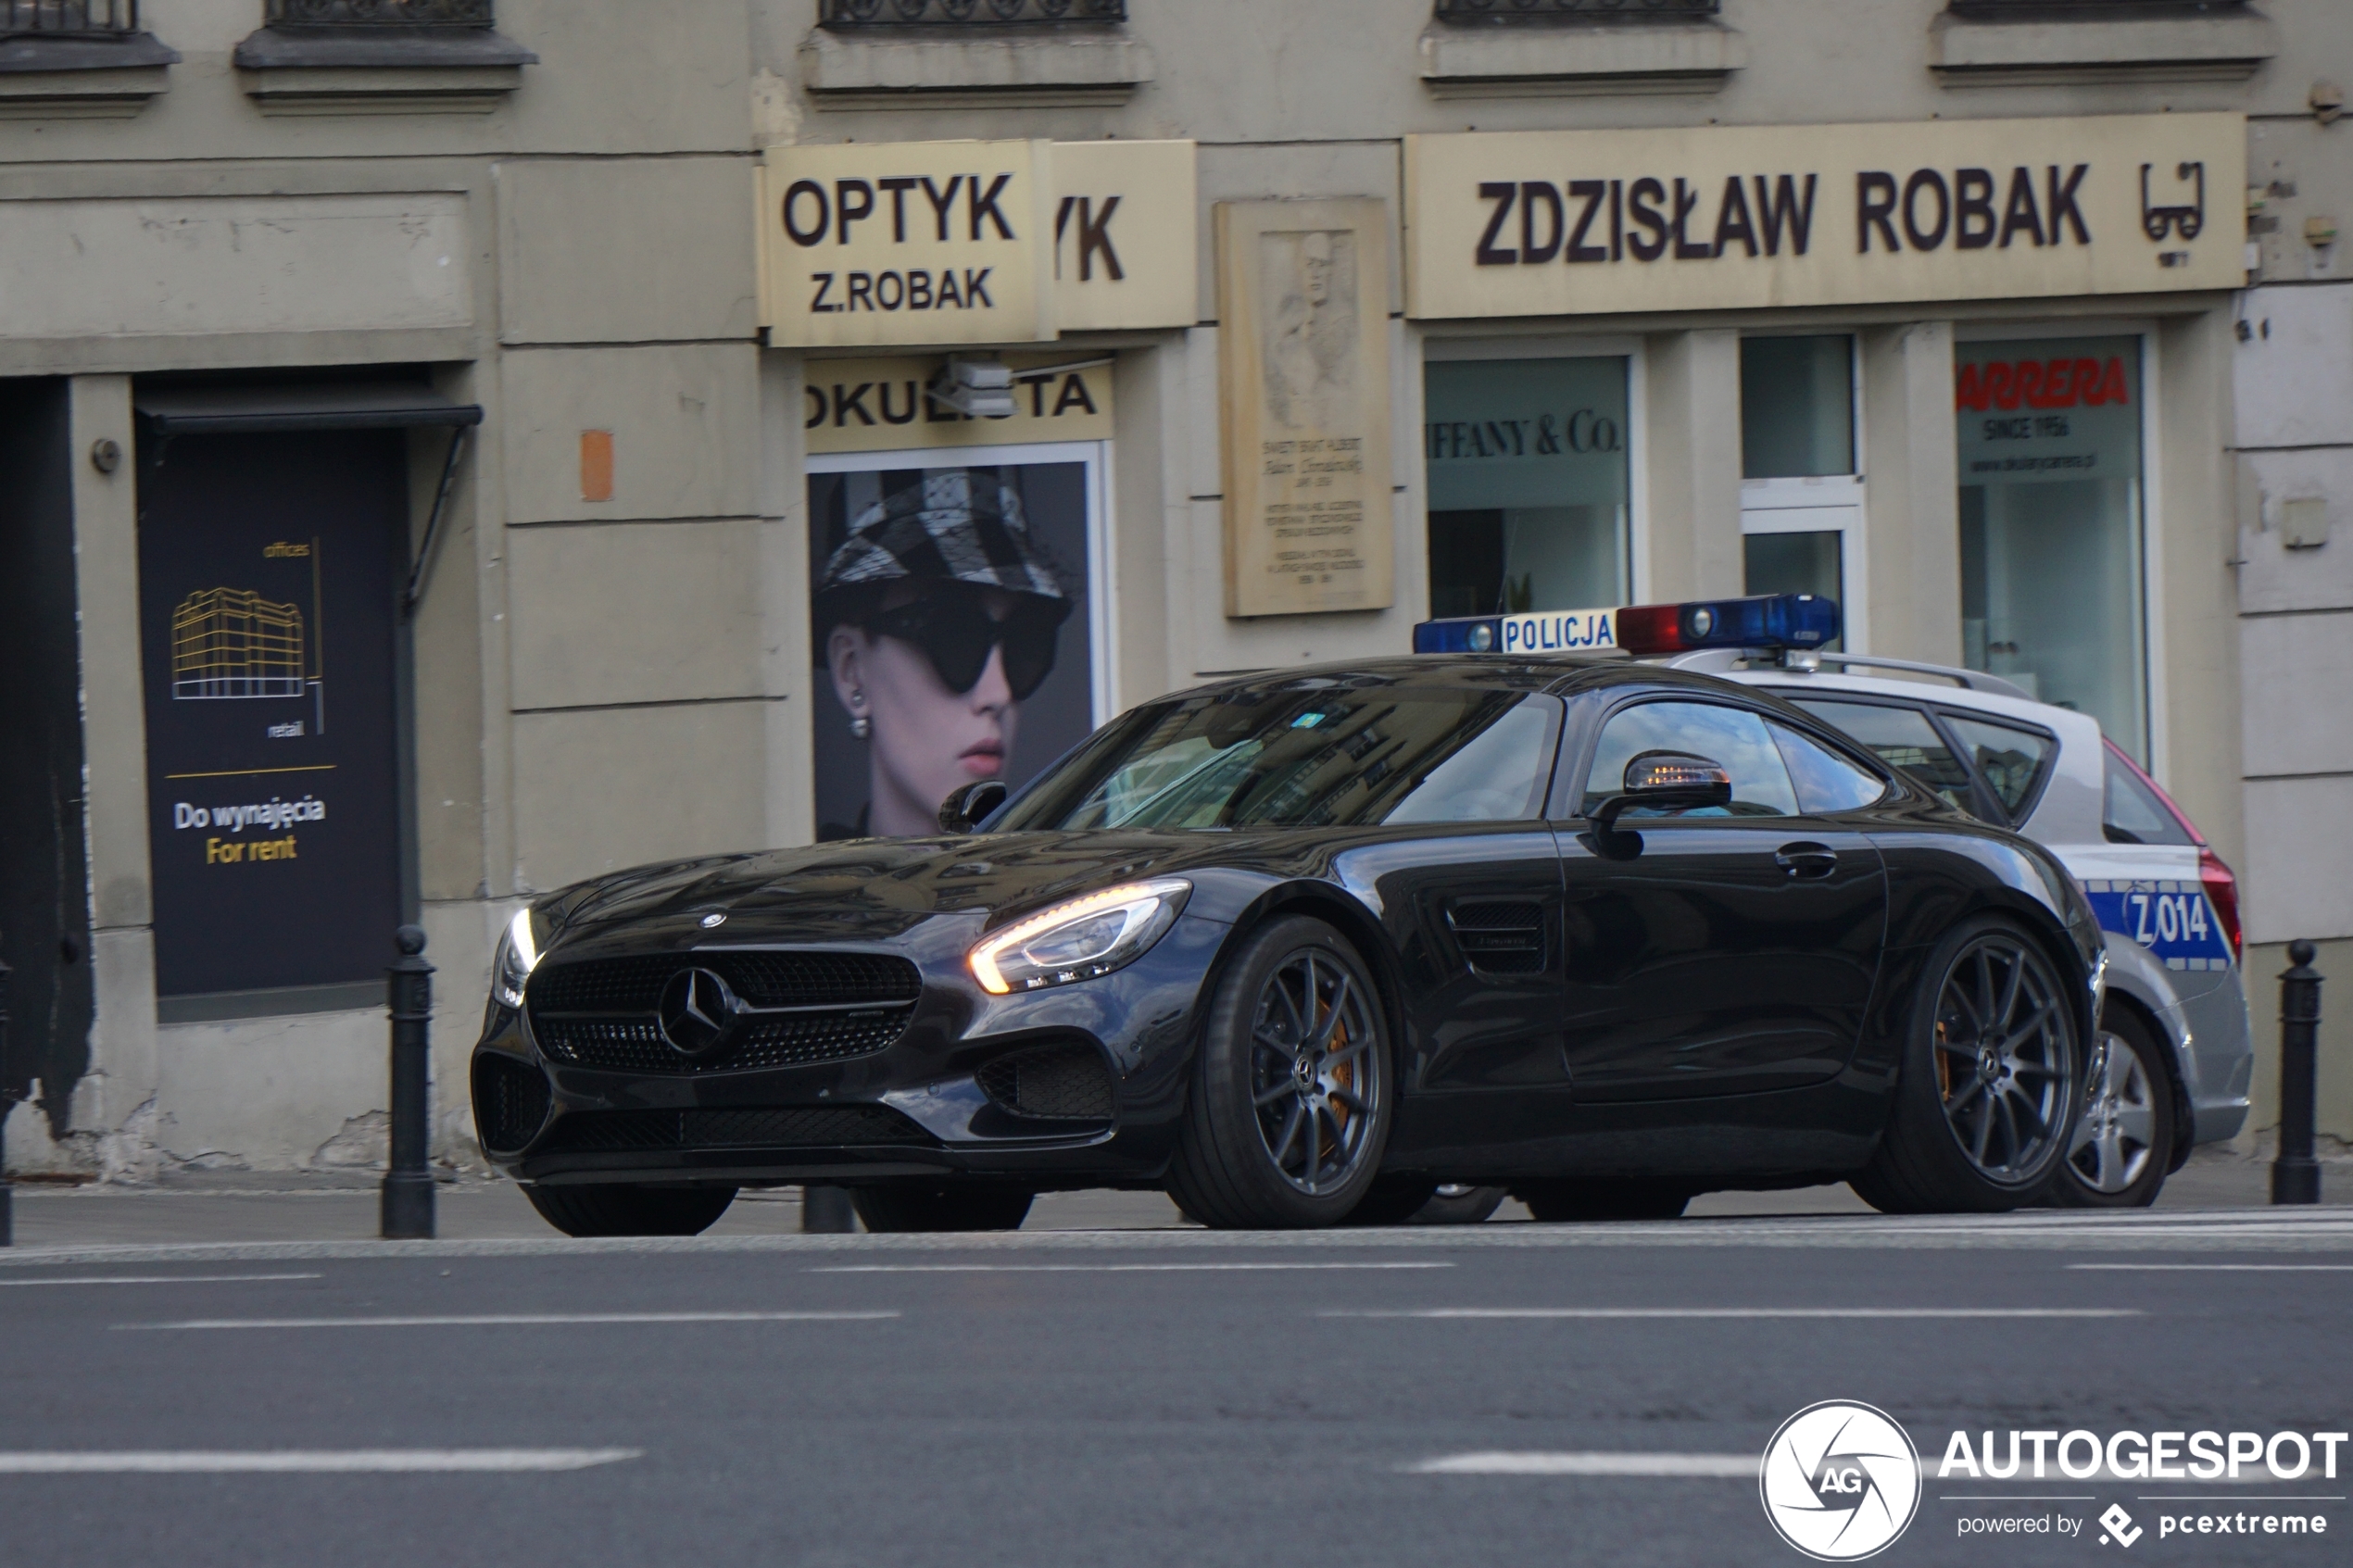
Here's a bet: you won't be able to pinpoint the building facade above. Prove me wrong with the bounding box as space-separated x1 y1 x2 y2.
0 0 2347 1177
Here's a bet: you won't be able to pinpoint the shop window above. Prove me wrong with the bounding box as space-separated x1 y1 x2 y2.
1425 356 1630 618
1740 336 1855 480
1956 334 2146 759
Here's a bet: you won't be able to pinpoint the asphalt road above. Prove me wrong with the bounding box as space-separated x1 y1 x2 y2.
0 1206 2347 1568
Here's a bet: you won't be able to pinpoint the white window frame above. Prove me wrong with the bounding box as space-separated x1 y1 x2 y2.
805 439 1116 728
1739 332 1867 654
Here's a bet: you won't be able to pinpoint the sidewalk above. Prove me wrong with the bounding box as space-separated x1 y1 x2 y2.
3 1148 2333 1250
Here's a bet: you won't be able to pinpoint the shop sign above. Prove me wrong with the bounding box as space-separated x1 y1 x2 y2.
805 353 1114 457
1216 198 1397 619
1403 113 2244 320
760 140 1060 347
759 140 1199 346
1052 140 1199 332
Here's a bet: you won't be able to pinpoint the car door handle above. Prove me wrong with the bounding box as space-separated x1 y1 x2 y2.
1775 843 1839 879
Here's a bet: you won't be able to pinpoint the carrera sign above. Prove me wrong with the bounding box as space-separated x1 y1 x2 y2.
1403 113 2244 320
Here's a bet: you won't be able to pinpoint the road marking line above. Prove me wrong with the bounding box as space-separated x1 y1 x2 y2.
0 1274 323 1288
1325 1308 2142 1320
2070 1263 2353 1272
1406 1452 1755 1477
0 1449 637 1474
812 1262 1453 1273
114 1311 899 1331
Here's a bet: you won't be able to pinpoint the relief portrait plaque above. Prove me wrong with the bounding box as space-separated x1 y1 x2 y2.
1216 199 1395 618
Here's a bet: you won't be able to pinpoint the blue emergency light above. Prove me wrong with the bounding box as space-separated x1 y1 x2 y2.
1412 594 1840 659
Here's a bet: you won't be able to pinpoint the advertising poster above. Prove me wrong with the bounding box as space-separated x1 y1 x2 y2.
138 431 405 1000
809 457 1095 841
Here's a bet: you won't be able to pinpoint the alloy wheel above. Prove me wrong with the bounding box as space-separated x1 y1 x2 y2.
1930 935 2075 1185
2066 1031 2158 1195
1249 947 1382 1195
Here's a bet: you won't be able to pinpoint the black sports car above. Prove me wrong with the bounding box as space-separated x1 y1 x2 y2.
473 655 2104 1235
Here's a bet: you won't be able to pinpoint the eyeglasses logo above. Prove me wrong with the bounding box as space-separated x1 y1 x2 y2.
1760 1401 1921 1561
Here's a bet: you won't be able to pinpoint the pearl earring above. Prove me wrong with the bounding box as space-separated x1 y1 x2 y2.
850 690 870 740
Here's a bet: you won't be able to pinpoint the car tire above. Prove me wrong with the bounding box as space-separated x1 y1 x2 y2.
1411 1184 1508 1225
1512 1180 1690 1222
522 1182 737 1237
851 1184 1034 1233
1340 1175 1440 1226
1850 916 2085 1215
2048 1009 2174 1208
1167 916 1394 1229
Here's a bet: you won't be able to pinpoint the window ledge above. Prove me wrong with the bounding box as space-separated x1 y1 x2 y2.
1930 9 2279 86
799 26 1155 109
1418 20 1748 98
0 32 179 119
232 25 536 116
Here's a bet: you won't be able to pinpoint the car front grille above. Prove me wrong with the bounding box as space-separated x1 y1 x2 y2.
975 1041 1115 1122
472 1054 553 1153
534 1104 935 1156
526 950 921 1075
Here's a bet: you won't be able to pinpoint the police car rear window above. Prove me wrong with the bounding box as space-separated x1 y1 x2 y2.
1943 716 2052 821
2103 747 2196 847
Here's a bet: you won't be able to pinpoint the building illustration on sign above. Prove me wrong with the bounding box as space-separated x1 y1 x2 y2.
170 586 307 701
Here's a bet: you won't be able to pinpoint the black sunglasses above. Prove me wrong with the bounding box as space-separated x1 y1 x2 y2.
868 592 1066 701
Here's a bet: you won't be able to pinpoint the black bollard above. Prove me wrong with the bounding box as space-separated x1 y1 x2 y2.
2272 940 2323 1206
382 924 437 1239
802 1185 857 1233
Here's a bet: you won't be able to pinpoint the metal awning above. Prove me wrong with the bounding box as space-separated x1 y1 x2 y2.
133 383 484 437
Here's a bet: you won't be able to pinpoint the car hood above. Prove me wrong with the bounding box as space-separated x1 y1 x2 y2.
544 833 1259 948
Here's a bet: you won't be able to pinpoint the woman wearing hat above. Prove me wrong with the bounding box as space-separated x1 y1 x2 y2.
815 469 1072 840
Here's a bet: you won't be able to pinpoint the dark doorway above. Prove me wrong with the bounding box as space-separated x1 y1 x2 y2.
136 429 408 1012
0 380 95 1138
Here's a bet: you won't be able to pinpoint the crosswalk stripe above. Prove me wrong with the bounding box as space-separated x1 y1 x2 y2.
0 1449 638 1474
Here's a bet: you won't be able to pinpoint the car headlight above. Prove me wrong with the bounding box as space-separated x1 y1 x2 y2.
969 878 1191 996
491 906 553 1010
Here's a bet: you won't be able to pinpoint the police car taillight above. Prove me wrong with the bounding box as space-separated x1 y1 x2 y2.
2199 847 2244 965
1616 594 1839 657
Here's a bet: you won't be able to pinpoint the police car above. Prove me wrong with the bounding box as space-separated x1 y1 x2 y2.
1417 594 2252 1210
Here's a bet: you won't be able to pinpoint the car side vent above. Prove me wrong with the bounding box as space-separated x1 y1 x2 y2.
472 1054 553 1153
1446 901 1547 975
976 1041 1115 1122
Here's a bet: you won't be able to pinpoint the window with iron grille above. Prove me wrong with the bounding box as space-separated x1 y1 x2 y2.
1945 0 2249 12
1432 0 1720 20
820 0 1126 26
262 0 496 24
0 0 143 33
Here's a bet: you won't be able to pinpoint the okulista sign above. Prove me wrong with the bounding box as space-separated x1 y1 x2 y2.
1403 113 2243 319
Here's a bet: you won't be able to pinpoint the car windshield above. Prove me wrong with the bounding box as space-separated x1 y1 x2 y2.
995 685 1563 831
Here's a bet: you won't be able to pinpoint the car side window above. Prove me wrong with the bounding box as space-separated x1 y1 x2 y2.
1382 696 1564 825
1944 716 2051 820
1582 700 1799 818
1768 721 1889 815
1789 698 1980 818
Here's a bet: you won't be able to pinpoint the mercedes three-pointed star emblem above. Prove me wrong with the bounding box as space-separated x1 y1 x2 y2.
657 967 740 1059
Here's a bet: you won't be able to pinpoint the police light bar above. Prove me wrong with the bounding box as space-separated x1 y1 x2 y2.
1412 594 1839 658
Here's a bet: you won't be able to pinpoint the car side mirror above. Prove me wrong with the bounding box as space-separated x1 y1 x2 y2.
938 779 1010 835
1590 750 1733 830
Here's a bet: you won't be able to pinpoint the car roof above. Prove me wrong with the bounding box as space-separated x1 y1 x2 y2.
1164 654 1809 707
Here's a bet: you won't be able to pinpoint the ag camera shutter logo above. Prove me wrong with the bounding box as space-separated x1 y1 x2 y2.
1760 1401 1922 1561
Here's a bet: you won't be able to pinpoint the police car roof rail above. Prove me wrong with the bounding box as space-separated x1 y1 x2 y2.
1663 648 2036 702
